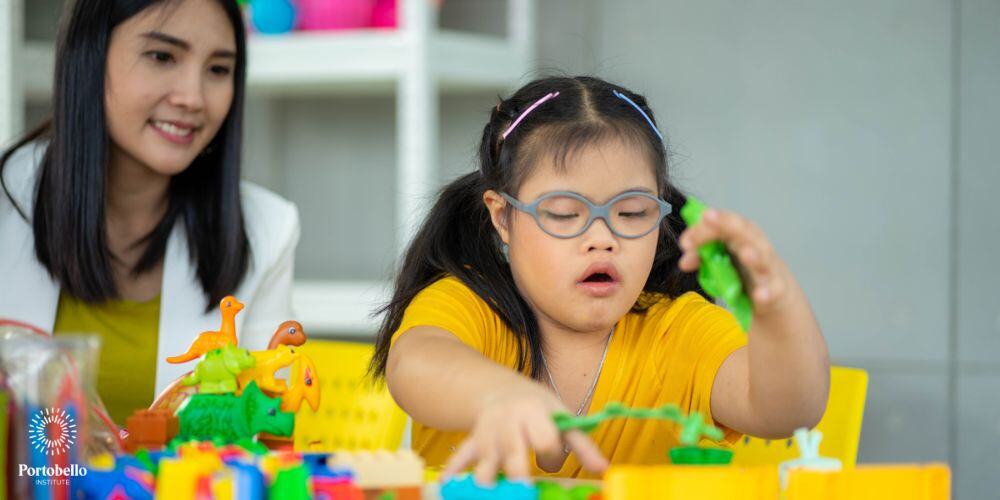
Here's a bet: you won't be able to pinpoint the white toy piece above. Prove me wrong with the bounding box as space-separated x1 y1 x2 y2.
779 427 843 487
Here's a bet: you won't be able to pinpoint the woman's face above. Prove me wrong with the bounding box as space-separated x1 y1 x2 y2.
486 138 660 335
104 0 236 177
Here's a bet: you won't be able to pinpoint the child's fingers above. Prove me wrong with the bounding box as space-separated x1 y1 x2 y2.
681 209 757 253
473 446 500 486
752 273 788 308
442 438 478 479
499 422 531 481
564 430 609 473
678 248 701 272
524 413 562 457
736 244 770 276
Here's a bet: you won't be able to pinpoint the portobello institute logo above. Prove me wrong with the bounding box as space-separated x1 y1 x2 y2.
28 407 77 456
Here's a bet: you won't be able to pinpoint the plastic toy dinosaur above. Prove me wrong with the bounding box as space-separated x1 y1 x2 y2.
167 296 244 364
680 197 753 332
280 353 320 412
175 381 294 443
267 320 307 350
237 345 297 394
181 345 256 394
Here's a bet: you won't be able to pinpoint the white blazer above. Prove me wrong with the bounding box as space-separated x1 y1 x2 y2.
0 142 301 396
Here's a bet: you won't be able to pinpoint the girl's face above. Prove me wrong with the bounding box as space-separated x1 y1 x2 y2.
487 139 660 335
104 0 236 177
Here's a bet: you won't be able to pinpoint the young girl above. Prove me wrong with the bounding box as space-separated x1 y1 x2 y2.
0 0 298 424
370 76 830 482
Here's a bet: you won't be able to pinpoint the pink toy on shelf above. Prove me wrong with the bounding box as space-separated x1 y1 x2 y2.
370 0 397 28
297 0 377 31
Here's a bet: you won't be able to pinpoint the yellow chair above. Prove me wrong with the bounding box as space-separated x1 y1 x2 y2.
292 340 408 451
731 366 868 467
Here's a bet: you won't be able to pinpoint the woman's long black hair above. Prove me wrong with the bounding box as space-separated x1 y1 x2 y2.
0 0 249 311
370 76 705 381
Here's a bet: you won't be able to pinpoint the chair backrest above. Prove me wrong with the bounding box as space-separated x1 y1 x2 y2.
292 340 408 451
731 366 868 467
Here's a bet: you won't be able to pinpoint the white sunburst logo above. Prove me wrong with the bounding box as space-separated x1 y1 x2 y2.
28 408 77 456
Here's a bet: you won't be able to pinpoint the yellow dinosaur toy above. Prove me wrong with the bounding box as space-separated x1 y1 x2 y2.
237 345 298 394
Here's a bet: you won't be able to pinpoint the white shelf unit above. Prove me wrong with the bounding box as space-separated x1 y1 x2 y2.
1 0 537 338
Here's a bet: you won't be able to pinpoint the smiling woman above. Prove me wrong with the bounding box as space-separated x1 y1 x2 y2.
0 0 300 425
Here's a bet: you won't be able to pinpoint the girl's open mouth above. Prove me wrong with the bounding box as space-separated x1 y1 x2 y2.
577 263 621 297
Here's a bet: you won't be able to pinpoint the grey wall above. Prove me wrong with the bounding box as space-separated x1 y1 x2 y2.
536 0 995 497
955 0 1000 497
242 92 497 281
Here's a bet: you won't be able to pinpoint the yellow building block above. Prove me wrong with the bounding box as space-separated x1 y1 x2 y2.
292 341 408 451
604 465 780 500
785 464 951 500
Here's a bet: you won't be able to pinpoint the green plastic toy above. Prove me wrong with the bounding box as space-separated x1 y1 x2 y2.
181 345 256 394
680 196 753 332
134 448 157 476
668 446 733 465
553 402 732 465
174 381 294 443
537 481 601 500
553 402 722 445
269 463 311 500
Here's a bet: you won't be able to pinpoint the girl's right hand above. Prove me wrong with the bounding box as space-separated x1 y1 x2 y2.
441 388 609 485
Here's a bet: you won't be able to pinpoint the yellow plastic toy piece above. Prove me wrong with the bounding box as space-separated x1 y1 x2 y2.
731 366 868 467
292 340 408 451
155 452 224 500
237 345 297 394
88 453 116 470
211 475 234 500
604 465 779 500
785 464 951 500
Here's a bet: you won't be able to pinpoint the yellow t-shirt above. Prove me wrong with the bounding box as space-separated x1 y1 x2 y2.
390 275 748 478
53 293 160 425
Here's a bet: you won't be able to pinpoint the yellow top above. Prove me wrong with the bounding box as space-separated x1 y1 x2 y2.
53 292 160 425
391 275 748 478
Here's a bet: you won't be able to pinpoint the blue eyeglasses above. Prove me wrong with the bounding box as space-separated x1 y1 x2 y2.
499 190 672 239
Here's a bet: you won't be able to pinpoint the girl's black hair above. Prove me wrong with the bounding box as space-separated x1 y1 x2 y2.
0 0 249 311
370 76 704 380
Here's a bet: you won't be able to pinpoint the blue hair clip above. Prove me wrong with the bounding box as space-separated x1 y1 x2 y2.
613 90 664 140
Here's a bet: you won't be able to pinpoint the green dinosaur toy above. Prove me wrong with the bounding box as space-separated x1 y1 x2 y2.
553 402 722 445
175 381 294 443
182 344 255 394
680 196 753 332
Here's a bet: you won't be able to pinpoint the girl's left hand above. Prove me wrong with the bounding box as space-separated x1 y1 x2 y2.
677 208 792 316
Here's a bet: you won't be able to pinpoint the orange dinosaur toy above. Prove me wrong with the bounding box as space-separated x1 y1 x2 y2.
166 296 244 364
281 353 320 412
267 321 307 350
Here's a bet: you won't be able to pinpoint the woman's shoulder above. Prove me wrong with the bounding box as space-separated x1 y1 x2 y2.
1 141 47 213
239 181 300 262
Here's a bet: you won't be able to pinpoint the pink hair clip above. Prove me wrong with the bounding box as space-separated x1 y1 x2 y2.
501 91 560 140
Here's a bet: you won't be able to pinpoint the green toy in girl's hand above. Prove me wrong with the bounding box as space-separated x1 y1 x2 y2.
680 196 753 333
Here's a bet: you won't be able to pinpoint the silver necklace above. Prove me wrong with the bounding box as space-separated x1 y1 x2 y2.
540 328 614 417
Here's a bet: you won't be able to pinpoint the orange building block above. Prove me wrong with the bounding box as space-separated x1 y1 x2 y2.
123 409 179 452
604 465 779 500
785 463 951 500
